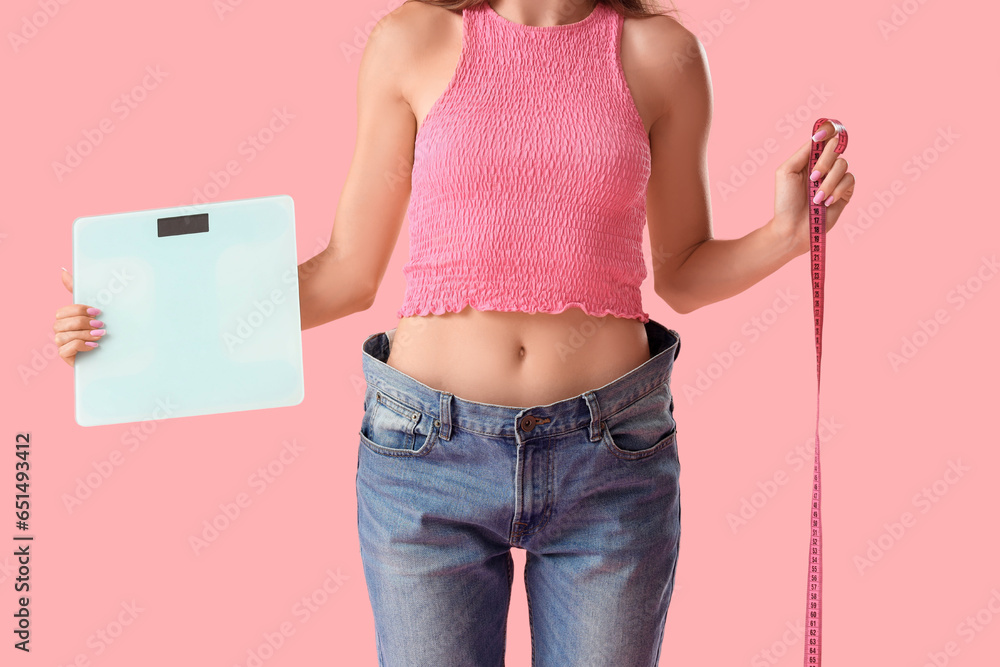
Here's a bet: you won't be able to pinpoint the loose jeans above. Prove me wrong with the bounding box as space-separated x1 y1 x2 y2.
356 318 683 666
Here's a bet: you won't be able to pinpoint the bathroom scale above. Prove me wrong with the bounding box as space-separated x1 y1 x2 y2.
72 194 304 427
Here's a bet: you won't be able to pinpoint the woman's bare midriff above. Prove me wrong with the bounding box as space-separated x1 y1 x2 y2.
383 5 668 408
385 306 652 408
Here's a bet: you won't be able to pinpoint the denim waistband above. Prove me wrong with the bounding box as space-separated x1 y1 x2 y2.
360 318 681 443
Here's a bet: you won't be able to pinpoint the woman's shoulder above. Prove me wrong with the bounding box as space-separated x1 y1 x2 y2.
361 1 462 93
622 9 700 72
621 9 708 123
371 1 462 55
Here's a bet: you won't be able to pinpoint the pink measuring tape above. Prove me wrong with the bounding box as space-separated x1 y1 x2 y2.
803 117 847 666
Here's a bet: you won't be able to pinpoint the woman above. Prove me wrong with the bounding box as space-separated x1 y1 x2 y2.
53 0 854 664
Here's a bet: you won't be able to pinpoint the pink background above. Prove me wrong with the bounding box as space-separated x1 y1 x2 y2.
3 0 998 664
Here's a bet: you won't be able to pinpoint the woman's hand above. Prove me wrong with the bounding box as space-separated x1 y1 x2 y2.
772 120 856 257
53 268 106 367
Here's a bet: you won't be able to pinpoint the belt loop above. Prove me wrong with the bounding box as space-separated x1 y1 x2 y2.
438 391 453 441
583 391 602 442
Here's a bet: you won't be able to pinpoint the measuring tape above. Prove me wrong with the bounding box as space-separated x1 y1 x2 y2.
803 117 847 666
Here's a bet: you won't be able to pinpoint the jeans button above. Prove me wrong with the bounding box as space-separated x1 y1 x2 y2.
521 415 536 432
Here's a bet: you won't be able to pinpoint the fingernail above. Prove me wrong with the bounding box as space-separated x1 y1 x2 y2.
87 307 101 316
89 319 103 327
811 129 827 142
91 329 106 337
824 195 834 207
85 342 99 348
809 169 822 182
61 266 69 273
812 190 825 205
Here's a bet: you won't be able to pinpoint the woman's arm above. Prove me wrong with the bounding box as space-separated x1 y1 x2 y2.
299 8 419 330
642 22 851 316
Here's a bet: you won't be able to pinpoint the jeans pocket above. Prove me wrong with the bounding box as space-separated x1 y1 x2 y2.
601 382 678 460
359 386 439 457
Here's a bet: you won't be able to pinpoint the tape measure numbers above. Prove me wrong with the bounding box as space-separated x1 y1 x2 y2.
803 117 847 667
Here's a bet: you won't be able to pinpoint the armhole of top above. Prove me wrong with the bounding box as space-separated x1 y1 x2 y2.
415 7 470 141
612 10 648 140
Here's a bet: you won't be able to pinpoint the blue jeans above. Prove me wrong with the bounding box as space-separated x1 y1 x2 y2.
356 318 683 667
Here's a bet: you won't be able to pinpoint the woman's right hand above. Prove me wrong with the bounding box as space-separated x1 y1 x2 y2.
53 268 107 367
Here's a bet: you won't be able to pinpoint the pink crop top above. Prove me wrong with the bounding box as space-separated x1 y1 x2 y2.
397 0 652 323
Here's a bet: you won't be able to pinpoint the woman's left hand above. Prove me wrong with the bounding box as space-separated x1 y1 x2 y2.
772 120 856 256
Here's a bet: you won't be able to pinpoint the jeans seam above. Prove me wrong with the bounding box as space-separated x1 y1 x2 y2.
601 423 678 461
502 551 514 666
604 380 668 422
525 551 536 667
375 390 421 420
358 426 439 458
511 443 556 541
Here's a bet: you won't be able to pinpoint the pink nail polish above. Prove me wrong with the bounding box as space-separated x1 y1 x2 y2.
85 342 99 348
87 307 101 316
824 195 834 207
811 129 827 142
91 329 106 337
809 169 822 182
89 319 103 327
813 190 825 205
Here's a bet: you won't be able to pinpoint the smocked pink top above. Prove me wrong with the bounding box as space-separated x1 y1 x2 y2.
397 0 652 322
